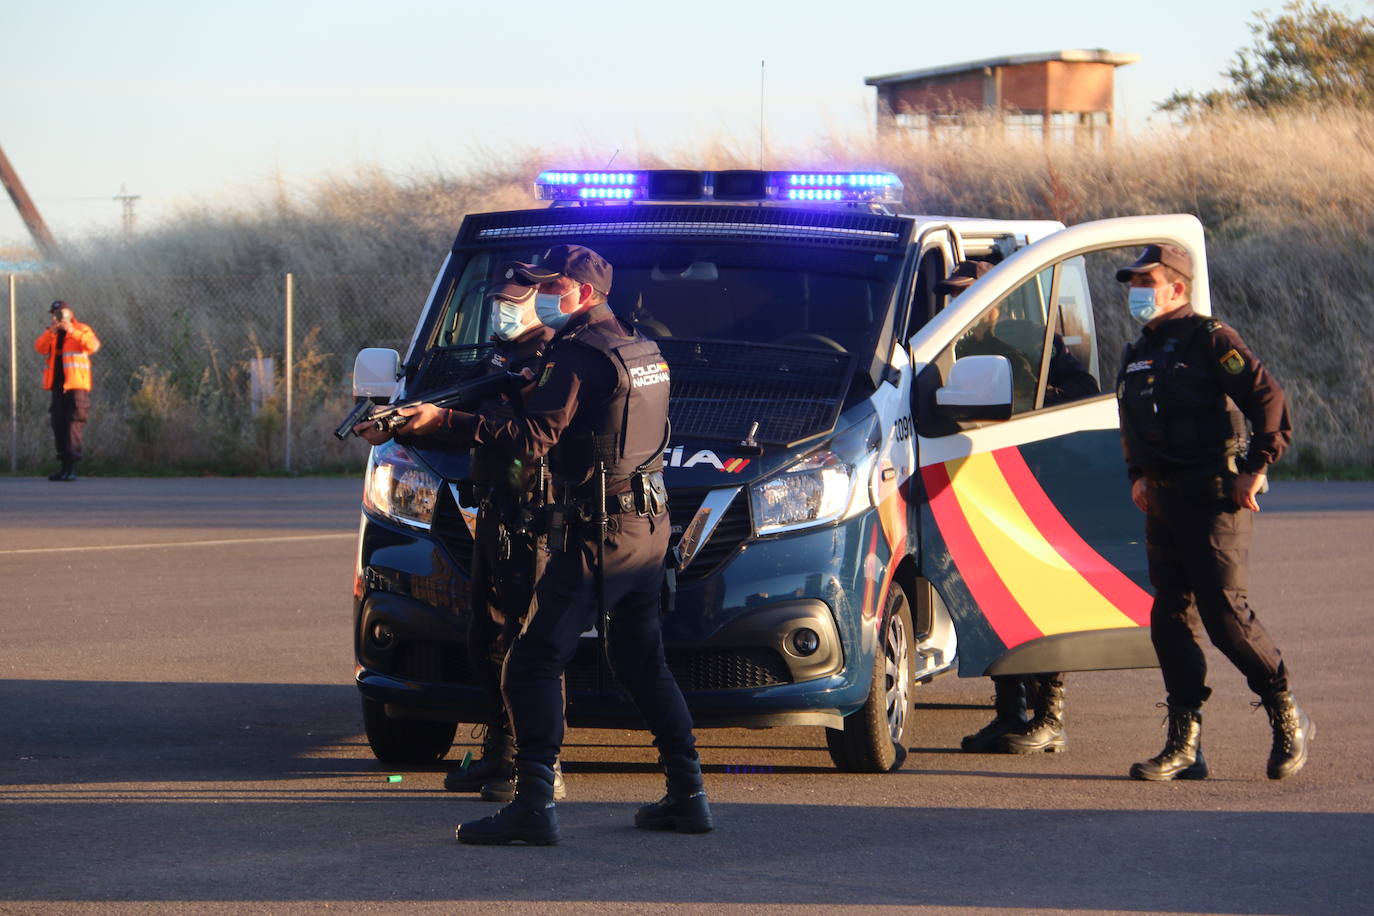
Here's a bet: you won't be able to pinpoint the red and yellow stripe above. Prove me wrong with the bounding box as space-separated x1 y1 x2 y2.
923 446 1150 647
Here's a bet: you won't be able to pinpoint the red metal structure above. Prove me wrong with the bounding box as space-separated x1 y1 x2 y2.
0 145 60 260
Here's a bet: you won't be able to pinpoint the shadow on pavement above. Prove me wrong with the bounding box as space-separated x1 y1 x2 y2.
3 680 1370 911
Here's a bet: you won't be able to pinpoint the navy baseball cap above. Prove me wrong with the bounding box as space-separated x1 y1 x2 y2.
935 260 993 295
1116 244 1193 282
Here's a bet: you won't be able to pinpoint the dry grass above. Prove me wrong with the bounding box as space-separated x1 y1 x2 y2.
4 109 1371 474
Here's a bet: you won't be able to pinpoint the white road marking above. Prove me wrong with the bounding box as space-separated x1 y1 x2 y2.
0 533 355 556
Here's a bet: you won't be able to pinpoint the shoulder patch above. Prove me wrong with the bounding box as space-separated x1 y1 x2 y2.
1205 319 1223 333
1219 348 1245 375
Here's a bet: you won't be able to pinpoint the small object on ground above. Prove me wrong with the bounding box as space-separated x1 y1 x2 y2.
386 774 403 783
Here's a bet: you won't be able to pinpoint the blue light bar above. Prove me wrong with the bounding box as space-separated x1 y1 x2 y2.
769 171 903 204
536 170 645 201
532 168 903 207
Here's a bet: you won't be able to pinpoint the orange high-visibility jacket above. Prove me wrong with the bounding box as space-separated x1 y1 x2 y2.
34 320 101 392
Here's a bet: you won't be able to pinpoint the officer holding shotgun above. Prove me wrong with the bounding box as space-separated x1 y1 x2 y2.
353 275 561 803
396 244 710 845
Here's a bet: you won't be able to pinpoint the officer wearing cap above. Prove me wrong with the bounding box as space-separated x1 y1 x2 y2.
938 260 1098 755
355 278 559 803
399 244 710 845
1115 243 1311 781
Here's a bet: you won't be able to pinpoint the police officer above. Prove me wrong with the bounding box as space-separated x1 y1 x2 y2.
939 261 1097 755
400 244 710 845
1115 243 1311 781
355 278 560 802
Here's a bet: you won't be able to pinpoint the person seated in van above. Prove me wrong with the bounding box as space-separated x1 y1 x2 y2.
938 260 1078 754
945 260 1098 408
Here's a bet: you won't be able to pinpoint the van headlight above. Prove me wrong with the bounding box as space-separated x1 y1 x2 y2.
749 415 879 536
363 441 439 529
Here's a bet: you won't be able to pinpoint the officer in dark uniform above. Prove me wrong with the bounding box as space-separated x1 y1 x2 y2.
355 278 559 802
1115 243 1311 781
939 260 1098 755
399 244 710 845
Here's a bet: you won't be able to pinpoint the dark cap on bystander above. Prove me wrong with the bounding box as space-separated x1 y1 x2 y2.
1115 244 1193 282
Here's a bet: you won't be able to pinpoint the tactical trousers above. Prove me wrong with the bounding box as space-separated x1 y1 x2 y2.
49 389 89 462
1145 483 1289 708
467 508 545 733
503 509 695 769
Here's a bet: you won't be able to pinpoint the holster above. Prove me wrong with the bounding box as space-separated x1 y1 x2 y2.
628 470 668 517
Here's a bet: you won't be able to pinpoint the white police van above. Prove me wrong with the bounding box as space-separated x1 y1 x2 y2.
351 168 1209 771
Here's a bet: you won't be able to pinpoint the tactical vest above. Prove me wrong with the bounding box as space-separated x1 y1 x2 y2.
1116 315 1247 469
551 316 669 490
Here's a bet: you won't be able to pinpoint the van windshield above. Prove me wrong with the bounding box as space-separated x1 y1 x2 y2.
433 240 902 357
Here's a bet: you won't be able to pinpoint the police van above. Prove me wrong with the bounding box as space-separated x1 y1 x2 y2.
351 169 1210 771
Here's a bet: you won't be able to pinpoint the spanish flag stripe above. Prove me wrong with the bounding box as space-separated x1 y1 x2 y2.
992 448 1152 625
949 450 1138 635
922 460 1042 646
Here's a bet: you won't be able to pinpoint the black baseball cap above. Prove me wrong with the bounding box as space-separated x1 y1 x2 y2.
507 244 613 296
935 260 993 295
50 300 68 313
1116 244 1193 282
488 271 537 304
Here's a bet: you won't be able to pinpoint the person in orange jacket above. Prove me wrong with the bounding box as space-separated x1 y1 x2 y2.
34 300 101 481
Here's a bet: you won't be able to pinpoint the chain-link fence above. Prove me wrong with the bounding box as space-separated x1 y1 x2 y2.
4 270 426 474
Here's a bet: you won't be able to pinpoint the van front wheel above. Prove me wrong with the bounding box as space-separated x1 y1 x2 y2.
825 585 914 772
361 697 457 764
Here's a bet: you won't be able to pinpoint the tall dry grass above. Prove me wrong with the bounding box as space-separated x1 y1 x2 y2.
4 110 1372 473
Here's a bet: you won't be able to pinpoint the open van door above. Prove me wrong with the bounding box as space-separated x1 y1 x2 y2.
909 214 1210 678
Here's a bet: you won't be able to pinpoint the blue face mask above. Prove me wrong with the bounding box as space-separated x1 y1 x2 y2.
535 290 575 331
1128 287 1160 325
491 299 534 341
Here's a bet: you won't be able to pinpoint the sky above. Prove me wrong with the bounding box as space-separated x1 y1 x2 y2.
0 0 1307 250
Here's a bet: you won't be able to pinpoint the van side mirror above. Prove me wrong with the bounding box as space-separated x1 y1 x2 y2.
352 348 401 399
935 355 1013 421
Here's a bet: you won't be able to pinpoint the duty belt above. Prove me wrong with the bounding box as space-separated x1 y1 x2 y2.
1144 455 1239 489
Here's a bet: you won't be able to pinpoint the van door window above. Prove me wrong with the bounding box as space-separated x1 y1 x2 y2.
953 266 1053 414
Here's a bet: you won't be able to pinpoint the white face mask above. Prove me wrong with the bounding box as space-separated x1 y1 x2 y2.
1128 286 1160 325
490 298 536 341
534 288 578 330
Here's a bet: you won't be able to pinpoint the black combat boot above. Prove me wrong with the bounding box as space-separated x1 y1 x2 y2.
481 757 566 802
49 459 73 481
455 760 561 845
1130 704 1208 781
961 676 1029 753
443 726 512 792
1261 691 1313 780
634 753 713 834
1004 674 1068 754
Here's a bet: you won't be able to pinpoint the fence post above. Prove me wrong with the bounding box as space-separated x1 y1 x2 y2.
8 274 16 473
284 272 294 472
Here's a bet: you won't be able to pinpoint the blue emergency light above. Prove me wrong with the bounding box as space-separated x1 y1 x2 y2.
533 169 903 208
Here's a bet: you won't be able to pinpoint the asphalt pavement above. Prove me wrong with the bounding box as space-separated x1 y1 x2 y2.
2 477 1372 915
